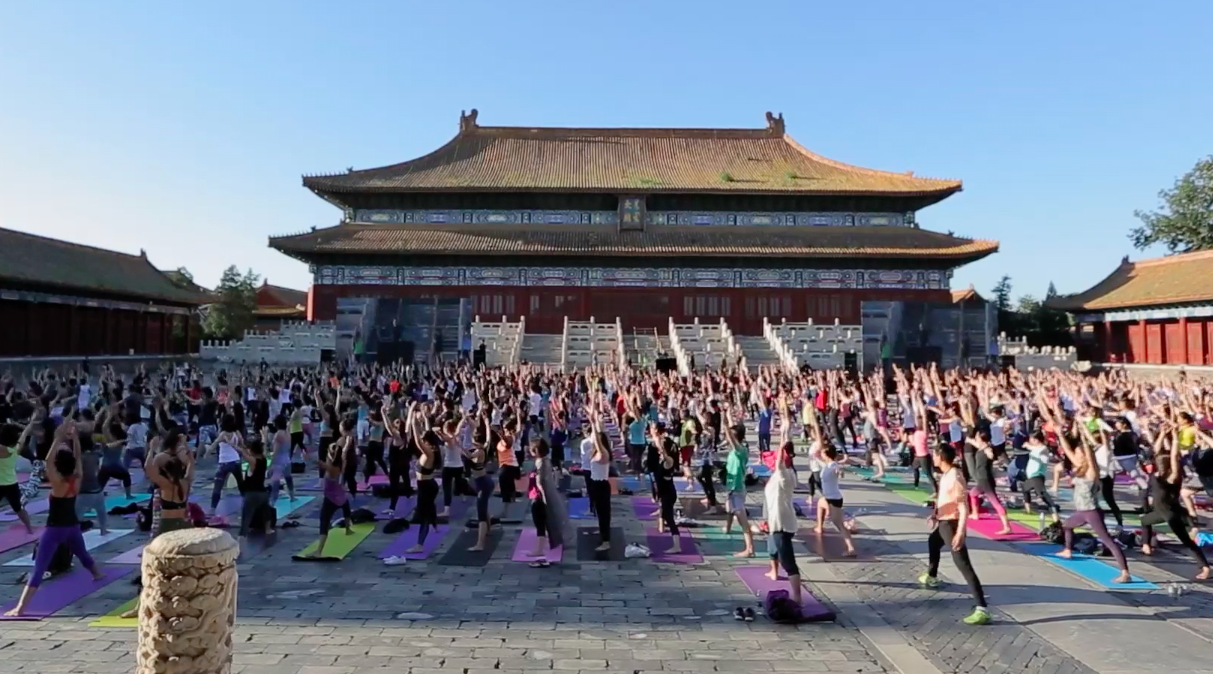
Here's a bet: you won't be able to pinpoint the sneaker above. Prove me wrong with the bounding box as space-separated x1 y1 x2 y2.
917 574 942 589
742 607 755 622
733 608 746 621
383 556 407 566
962 606 991 626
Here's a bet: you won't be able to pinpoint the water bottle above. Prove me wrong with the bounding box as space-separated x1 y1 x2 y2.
1038 512 1046 529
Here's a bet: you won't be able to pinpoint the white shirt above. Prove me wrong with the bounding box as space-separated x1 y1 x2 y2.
580 437 595 467
77 383 91 410
589 443 611 481
989 418 1006 446
820 462 844 500
126 422 148 450
217 433 241 464
764 466 799 534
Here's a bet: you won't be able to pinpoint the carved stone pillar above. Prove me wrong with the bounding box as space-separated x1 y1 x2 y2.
137 528 238 674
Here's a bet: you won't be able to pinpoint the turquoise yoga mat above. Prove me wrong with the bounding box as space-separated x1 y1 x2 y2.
1017 542 1157 590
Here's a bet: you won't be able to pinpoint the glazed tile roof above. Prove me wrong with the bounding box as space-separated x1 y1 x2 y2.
0 227 209 305
1048 250 1213 311
269 222 997 262
257 282 307 308
302 111 961 198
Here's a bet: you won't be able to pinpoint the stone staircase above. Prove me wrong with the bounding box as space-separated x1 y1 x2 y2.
520 333 563 367
734 335 782 373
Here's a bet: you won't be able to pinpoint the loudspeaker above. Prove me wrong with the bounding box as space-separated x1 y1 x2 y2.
655 357 677 373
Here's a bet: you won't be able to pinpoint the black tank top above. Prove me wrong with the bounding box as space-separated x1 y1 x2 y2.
245 456 267 492
47 494 79 527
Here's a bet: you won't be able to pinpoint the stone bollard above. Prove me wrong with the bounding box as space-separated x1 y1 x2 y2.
137 528 239 674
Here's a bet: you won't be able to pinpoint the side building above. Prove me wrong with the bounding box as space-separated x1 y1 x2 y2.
0 227 207 358
1049 250 1213 366
270 111 998 366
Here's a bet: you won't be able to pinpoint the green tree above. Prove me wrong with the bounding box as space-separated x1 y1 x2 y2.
991 275 1013 312
1046 281 1058 299
1015 294 1041 314
202 266 260 340
1130 156 1213 252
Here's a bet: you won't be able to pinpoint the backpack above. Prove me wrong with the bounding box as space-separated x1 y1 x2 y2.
1039 521 1063 544
764 590 804 624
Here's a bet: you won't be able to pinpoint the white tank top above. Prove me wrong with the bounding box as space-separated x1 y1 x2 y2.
218 435 241 464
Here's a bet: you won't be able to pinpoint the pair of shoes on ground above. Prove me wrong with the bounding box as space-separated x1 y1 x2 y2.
732 607 755 622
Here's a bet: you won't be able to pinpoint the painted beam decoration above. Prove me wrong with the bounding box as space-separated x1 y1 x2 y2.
352 209 914 228
314 265 948 290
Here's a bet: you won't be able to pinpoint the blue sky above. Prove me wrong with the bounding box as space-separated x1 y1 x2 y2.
2 1 1210 303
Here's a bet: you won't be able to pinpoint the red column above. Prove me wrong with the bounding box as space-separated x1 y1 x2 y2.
1179 316 1190 364
1103 320 1114 361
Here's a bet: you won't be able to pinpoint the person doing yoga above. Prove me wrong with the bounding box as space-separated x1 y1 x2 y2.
6 422 104 618
303 420 355 560
1140 422 1210 580
919 441 991 626
408 403 441 555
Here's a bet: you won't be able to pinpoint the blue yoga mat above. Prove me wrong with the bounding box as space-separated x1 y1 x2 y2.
1018 542 1157 590
568 497 594 520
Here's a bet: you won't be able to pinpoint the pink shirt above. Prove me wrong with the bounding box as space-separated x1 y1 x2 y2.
911 429 929 458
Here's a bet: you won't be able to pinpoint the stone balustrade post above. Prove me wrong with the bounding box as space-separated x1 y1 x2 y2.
137 528 239 674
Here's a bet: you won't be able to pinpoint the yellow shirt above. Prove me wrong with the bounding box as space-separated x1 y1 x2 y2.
1179 425 1197 451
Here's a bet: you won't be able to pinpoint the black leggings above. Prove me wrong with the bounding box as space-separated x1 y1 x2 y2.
1098 476 1123 527
928 520 987 608
588 478 611 542
442 467 467 507
414 478 440 545
697 464 719 507
1143 508 1210 567
387 452 413 511
531 499 548 537
1022 476 1060 514
805 471 822 499
318 498 352 535
363 441 387 482
98 466 132 495
658 481 679 537
499 464 521 503
912 456 936 493
289 431 306 456
474 475 494 522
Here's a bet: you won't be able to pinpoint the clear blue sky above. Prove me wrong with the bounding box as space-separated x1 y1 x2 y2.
2 1 1210 302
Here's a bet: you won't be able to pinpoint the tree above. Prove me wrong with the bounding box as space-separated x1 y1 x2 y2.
1046 281 1058 299
1015 295 1041 314
1130 156 1213 253
991 276 1013 312
202 266 260 340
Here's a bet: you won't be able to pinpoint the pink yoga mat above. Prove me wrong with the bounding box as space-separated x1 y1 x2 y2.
645 529 703 564
965 514 1039 542
512 527 563 562
0 565 135 621
356 474 390 492
379 525 448 560
735 566 835 621
0 525 41 554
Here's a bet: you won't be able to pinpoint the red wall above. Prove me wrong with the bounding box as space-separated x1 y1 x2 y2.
311 285 952 335
1114 317 1213 366
0 299 191 358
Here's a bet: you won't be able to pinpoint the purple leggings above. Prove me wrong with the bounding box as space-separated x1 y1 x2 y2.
28 525 95 588
1063 509 1128 571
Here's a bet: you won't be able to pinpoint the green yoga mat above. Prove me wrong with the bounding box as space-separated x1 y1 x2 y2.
886 483 934 504
89 598 138 628
293 522 375 561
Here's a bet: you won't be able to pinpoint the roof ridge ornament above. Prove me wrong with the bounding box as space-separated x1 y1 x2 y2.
460 109 479 133
764 111 785 135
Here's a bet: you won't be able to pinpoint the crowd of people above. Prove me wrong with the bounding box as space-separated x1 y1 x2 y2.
3 355 1213 623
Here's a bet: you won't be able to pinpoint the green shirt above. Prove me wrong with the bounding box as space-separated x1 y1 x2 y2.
725 445 748 492
0 446 17 486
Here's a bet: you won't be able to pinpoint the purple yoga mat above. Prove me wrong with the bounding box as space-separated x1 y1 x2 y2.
735 566 835 620
356 474 389 492
379 525 448 560
631 497 659 520
512 527 563 562
645 530 704 564
0 525 41 554
0 498 49 522
0 565 135 621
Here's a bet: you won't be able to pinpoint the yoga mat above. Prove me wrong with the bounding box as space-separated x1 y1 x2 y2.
292 521 375 561
575 527 625 561
610 476 642 493
735 566 835 621
379 525 449 560
355 474 389 492
0 565 135 621
0 498 48 522
437 529 501 567
631 497 659 520
89 598 137 628
693 529 748 556
108 544 145 565
886 483 934 505
274 495 314 518
567 497 593 520
0 524 41 554
4 529 135 567
102 494 147 512
645 529 704 564
672 477 706 494
966 514 1040 542
1018 542 1157 590
511 527 563 563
